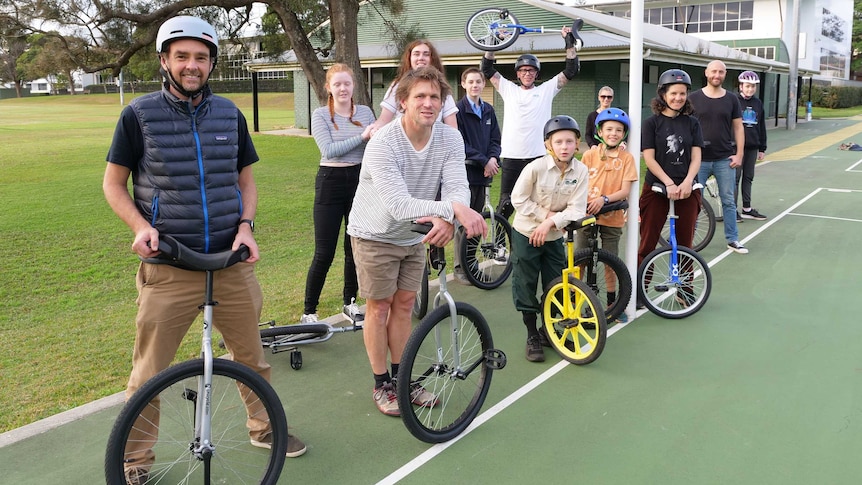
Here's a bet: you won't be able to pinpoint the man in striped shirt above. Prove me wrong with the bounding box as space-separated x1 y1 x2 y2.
347 66 487 417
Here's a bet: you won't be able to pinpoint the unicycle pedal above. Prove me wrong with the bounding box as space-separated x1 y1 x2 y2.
484 349 507 370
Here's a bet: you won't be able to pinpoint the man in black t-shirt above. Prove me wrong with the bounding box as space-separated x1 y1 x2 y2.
689 60 748 254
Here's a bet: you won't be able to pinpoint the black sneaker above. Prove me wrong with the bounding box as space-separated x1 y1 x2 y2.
741 208 767 220
736 211 744 223
727 241 749 254
525 336 545 362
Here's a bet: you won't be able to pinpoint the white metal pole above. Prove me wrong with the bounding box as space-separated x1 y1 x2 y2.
624 0 645 321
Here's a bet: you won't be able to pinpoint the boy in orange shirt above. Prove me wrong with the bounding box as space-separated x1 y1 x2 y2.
577 108 638 322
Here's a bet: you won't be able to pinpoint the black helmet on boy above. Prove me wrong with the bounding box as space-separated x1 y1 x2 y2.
543 115 581 140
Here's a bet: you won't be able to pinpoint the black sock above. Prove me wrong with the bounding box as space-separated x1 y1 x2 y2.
373 372 391 389
523 312 538 337
390 363 399 381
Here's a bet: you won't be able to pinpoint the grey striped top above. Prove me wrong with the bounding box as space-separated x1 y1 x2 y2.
311 105 376 166
347 120 470 246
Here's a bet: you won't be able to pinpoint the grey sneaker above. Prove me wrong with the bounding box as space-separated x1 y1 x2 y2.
525 335 545 362
342 298 364 324
251 432 308 458
453 266 471 285
727 241 749 254
372 383 400 416
407 381 439 407
124 467 148 485
300 313 318 324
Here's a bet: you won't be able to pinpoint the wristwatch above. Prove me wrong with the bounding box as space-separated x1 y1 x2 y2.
602 195 610 204
239 219 255 232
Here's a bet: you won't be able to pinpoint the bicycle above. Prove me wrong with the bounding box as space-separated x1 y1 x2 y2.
657 175 717 252
465 7 584 52
398 223 507 443
573 200 632 323
455 186 513 289
541 215 609 365
638 183 713 318
413 255 431 320
105 235 288 484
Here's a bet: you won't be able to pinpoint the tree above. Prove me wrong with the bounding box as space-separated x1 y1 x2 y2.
0 13 28 97
1 0 410 107
852 0 862 74
18 33 89 94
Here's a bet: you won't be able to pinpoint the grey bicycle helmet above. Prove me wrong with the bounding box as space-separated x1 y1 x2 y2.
738 70 760 84
515 54 541 72
543 115 581 140
156 16 219 64
657 69 691 90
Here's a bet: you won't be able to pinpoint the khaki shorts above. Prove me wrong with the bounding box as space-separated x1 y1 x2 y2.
351 237 426 300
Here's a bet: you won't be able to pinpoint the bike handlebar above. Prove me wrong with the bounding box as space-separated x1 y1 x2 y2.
144 235 250 271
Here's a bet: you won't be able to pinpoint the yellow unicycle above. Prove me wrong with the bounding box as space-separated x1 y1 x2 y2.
541 216 608 365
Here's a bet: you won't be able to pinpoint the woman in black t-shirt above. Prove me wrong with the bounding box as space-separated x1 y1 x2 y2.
638 69 704 266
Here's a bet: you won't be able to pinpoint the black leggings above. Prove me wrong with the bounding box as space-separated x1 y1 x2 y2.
304 165 361 314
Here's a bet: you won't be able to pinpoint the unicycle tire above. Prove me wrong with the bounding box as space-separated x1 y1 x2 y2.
541 276 608 365
398 302 495 443
572 247 632 323
637 246 711 319
465 8 520 51
458 211 513 290
105 359 288 484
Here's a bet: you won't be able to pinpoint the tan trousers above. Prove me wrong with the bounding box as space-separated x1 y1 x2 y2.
123 261 270 469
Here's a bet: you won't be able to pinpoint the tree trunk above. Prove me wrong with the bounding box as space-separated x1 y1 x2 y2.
329 0 371 107
268 2 327 106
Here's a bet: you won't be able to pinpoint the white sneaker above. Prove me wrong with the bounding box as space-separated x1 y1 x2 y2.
342 298 364 324
300 313 318 324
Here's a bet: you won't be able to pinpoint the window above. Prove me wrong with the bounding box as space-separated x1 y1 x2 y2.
819 48 847 77
735 46 776 60
619 2 754 34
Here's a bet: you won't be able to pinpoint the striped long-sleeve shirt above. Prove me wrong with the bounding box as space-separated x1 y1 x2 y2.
347 120 470 246
310 105 376 166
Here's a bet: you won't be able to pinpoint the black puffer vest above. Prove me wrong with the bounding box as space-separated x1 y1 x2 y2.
131 87 242 253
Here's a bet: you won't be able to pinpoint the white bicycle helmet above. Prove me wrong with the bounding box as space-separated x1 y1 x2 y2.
738 71 760 84
156 16 219 63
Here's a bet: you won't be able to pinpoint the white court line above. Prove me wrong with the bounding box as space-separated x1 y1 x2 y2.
378 187 858 485
847 158 862 172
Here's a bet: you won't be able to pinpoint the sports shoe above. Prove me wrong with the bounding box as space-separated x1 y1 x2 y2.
342 298 364 324
727 241 749 254
250 432 308 458
741 208 767 220
453 266 471 285
300 313 318 324
407 381 439 407
614 312 629 324
674 290 695 308
125 467 148 485
525 335 545 362
372 383 400 416
736 211 744 223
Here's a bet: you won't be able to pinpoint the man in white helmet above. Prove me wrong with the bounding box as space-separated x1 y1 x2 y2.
103 15 305 484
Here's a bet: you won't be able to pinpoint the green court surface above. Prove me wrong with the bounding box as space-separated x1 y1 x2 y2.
2 117 862 484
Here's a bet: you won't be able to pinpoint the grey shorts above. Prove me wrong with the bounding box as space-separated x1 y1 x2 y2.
351 237 426 300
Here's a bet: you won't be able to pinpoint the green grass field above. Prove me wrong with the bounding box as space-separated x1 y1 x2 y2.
0 92 334 433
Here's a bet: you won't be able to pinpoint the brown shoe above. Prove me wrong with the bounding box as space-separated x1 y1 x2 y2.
251 432 308 458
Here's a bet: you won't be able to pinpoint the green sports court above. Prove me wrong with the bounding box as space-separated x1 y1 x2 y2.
2 116 862 484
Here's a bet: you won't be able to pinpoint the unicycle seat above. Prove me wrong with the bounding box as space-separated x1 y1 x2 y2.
143 235 249 271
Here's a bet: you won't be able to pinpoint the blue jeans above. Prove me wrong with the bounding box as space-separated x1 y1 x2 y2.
698 158 738 243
